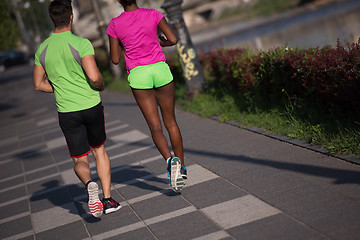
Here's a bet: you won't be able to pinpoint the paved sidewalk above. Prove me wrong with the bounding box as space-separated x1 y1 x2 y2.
1 65 359 240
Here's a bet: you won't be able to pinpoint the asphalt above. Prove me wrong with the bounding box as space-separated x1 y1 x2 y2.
0 64 360 240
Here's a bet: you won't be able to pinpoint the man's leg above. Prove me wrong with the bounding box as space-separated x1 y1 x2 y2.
73 155 92 184
72 155 103 217
91 145 111 198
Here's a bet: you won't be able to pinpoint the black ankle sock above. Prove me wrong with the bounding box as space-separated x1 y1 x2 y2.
85 180 92 188
103 197 111 201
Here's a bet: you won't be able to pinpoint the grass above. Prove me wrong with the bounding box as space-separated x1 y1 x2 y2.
218 0 299 22
101 66 360 159
176 90 360 158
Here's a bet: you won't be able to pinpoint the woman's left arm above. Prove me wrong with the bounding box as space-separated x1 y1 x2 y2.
109 35 121 65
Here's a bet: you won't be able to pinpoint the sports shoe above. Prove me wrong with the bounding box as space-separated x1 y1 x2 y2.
86 181 103 217
181 166 187 179
169 157 185 192
102 198 122 214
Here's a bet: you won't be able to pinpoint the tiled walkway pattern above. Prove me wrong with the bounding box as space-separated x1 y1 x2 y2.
1 109 281 240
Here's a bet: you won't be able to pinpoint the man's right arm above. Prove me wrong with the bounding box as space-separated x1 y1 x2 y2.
82 55 104 91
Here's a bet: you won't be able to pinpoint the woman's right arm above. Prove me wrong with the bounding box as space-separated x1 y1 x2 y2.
109 35 121 64
158 17 178 47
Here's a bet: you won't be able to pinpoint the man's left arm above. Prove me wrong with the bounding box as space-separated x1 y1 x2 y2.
33 65 54 93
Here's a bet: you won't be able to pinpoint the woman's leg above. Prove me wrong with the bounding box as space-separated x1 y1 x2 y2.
132 88 172 160
155 82 184 165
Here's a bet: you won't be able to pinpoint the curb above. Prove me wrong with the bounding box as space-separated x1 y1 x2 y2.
209 116 360 166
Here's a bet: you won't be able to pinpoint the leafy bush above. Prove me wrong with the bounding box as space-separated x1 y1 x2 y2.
170 40 360 156
198 41 360 121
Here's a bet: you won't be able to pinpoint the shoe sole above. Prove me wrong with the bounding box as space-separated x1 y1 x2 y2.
87 182 103 217
104 205 122 214
171 157 185 192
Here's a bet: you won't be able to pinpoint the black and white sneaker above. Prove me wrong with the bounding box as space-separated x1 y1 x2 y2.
102 198 122 214
86 181 103 218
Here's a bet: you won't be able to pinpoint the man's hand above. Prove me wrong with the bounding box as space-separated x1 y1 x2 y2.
82 55 104 91
33 65 54 93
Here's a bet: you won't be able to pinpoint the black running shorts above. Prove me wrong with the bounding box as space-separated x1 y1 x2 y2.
58 102 106 157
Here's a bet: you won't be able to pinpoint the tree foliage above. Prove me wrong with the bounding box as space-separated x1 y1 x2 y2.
0 0 20 50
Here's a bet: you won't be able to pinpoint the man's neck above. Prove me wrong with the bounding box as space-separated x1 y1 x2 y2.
54 26 71 33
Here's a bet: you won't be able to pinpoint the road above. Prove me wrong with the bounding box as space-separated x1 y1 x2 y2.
190 0 360 50
0 64 359 239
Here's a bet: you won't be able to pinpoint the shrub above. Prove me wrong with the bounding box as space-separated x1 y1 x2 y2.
195 41 360 121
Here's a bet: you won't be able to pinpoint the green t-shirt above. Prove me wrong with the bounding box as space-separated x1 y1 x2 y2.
34 31 100 113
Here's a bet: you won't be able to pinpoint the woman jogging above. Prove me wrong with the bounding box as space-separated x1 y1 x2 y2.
106 0 187 192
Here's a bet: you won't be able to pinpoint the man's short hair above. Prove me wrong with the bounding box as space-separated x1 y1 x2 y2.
49 0 73 28
119 0 137 7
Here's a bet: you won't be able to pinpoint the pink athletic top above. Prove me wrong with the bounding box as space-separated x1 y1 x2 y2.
106 8 166 73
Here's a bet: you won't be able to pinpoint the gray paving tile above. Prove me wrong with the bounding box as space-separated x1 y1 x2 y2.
0 185 27 203
22 150 55 172
84 206 140 236
50 147 71 163
181 178 248 209
111 165 153 185
43 129 64 142
35 220 88 240
20 135 44 148
227 213 327 240
0 215 32 239
30 184 72 213
201 195 280 230
18 235 35 240
131 194 191 220
0 175 24 191
0 159 23 180
110 154 138 169
32 202 81 233
0 142 19 155
27 175 65 194
106 227 156 240
116 175 169 200
0 199 29 220
25 166 59 181
149 211 221 240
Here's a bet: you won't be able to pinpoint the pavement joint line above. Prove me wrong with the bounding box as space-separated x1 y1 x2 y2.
2 230 34 240
19 127 61 141
89 194 282 240
0 136 18 146
0 212 30 225
191 230 231 240
144 205 197 225
0 142 45 161
0 196 28 208
105 120 122 127
0 173 60 194
36 117 57 127
90 222 146 240
90 206 197 240
0 144 152 186
0 149 156 209
106 124 129 133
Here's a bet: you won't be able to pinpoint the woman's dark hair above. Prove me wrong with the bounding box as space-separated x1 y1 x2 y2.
120 0 137 6
48 0 73 28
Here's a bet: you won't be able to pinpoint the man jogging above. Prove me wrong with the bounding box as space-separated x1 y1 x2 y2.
33 0 120 217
